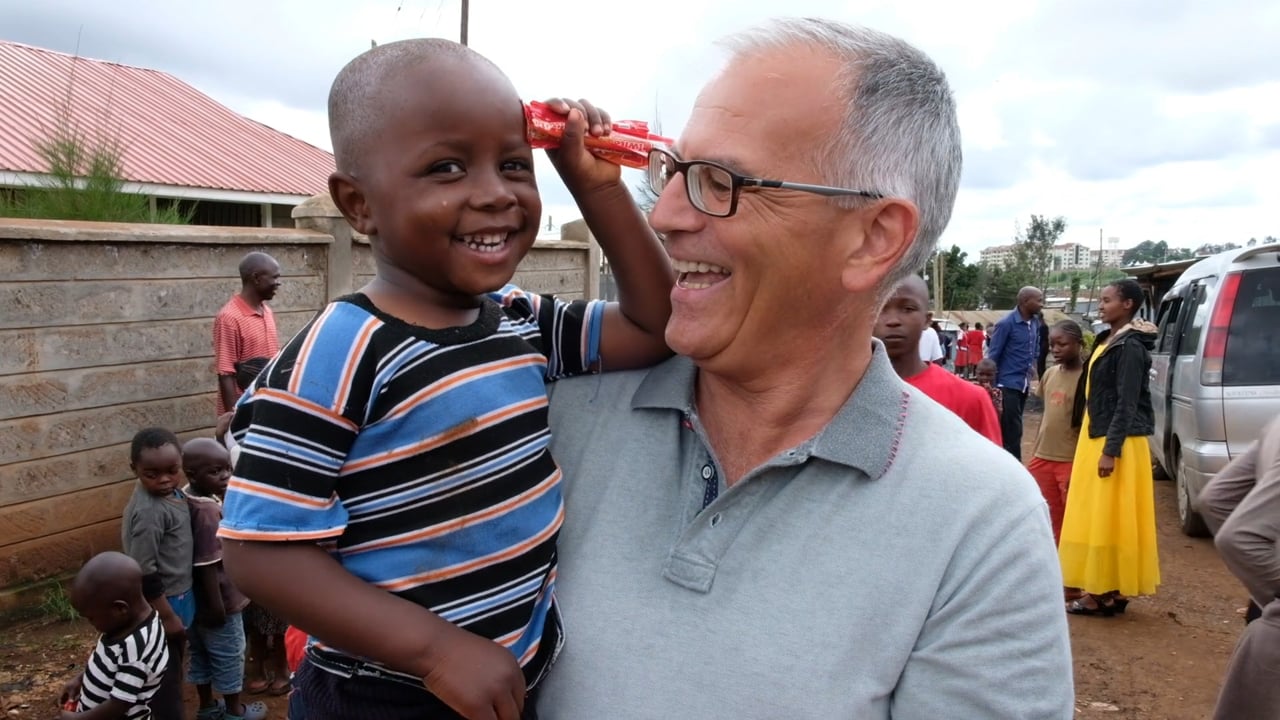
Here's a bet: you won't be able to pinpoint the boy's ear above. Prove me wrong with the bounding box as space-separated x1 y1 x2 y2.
329 172 376 236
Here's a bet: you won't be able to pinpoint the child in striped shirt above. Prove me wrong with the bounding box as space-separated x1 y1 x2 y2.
60 552 169 719
219 38 671 720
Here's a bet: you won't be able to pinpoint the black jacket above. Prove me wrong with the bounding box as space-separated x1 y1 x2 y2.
1075 320 1157 458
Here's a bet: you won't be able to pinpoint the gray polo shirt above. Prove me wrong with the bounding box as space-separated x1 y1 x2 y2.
540 346 1073 719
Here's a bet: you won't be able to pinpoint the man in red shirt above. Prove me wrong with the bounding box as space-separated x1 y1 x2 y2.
213 252 281 416
875 276 1002 445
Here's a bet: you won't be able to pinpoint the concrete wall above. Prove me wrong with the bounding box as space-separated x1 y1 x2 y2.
0 197 594 612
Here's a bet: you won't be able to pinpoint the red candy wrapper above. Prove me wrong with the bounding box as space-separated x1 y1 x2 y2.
525 100 672 169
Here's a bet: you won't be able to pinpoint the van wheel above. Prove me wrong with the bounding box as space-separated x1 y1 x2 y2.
1175 457 1210 537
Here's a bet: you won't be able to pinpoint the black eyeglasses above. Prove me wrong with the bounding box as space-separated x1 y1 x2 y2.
646 147 884 218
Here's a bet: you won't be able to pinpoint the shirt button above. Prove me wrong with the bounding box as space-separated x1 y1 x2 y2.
701 464 714 480
710 512 723 527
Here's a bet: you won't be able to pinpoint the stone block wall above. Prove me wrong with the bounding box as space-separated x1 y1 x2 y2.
0 201 593 612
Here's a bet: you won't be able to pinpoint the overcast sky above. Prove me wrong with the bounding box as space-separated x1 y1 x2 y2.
3 0 1278 257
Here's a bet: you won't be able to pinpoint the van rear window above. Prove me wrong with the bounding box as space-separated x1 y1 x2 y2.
1224 266 1280 385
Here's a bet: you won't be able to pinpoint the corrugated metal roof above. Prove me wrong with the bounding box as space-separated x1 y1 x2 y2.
0 41 333 197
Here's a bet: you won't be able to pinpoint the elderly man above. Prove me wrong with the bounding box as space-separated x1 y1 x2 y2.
539 18 1072 720
987 285 1045 458
213 251 281 417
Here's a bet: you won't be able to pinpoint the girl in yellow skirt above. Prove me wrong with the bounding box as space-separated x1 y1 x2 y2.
1059 279 1161 615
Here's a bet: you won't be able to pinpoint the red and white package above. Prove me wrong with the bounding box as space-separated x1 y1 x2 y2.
525 100 672 169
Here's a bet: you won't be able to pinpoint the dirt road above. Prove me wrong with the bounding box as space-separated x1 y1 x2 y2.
0 414 1253 718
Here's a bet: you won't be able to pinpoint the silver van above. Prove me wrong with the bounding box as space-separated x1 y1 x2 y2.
1148 245 1280 536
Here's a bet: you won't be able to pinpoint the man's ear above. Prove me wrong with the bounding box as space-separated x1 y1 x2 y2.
329 172 376 236
838 199 921 295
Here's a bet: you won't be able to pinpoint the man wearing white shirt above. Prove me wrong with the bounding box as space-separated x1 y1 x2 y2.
919 312 944 364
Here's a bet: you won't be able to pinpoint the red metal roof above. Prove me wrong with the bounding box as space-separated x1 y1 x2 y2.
0 41 333 197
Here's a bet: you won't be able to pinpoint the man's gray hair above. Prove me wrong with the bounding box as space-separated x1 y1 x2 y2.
721 18 962 297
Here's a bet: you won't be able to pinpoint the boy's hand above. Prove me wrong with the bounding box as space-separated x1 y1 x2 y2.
420 624 525 720
542 97 621 197
215 411 234 443
59 673 82 707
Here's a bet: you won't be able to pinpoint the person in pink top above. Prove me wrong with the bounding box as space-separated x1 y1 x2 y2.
212 252 281 416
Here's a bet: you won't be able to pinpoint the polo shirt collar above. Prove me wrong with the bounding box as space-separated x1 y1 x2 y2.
630 342 905 479
231 293 266 317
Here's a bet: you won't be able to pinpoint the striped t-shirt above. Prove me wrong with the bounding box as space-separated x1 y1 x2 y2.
77 610 168 718
219 285 604 687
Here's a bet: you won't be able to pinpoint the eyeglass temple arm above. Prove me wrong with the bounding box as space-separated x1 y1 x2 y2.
743 178 882 199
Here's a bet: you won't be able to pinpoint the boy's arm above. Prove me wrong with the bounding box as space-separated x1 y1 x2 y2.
61 697 132 720
543 98 673 370
193 565 225 627
124 512 183 636
223 540 526 719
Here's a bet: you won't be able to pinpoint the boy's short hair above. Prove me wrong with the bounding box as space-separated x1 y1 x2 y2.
328 38 504 176
130 427 180 464
976 358 997 371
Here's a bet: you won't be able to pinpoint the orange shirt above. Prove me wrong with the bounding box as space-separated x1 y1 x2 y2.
213 294 279 414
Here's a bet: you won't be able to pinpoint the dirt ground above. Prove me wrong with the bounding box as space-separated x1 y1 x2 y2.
0 413 1250 719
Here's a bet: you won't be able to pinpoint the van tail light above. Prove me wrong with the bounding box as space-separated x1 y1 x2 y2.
1201 271 1242 385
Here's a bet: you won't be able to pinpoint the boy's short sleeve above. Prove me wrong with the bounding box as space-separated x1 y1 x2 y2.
490 284 606 379
123 506 163 576
188 500 222 566
220 303 372 543
109 659 158 704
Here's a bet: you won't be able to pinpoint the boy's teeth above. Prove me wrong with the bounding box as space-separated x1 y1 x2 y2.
459 233 507 252
670 259 729 275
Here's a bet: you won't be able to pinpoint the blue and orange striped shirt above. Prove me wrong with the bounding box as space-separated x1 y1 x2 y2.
219 285 604 687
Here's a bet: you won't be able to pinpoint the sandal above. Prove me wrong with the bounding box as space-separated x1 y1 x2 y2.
1066 596 1116 617
195 705 224 720
243 678 270 695
225 701 269 720
267 677 292 696
1112 598 1130 614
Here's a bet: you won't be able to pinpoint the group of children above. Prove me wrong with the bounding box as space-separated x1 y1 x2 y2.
60 428 273 720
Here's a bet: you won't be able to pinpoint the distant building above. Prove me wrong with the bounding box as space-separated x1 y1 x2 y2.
979 243 1017 268
0 41 334 227
1090 237 1125 268
1051 242 1092 271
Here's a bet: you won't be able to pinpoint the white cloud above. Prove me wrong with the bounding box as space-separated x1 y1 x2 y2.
3 0 1278 256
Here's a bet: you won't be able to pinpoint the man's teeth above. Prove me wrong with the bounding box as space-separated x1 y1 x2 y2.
459 233 508 253
670 259 730 275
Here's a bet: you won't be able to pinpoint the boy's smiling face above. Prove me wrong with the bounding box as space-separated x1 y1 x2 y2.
339 56 540 305
131 443 182 497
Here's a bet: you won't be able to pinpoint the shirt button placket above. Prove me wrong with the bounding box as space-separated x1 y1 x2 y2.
700 463 718 510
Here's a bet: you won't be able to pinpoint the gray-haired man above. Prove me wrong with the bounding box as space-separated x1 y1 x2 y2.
538 17 1072 720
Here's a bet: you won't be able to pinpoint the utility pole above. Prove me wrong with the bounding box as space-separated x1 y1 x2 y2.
460 0 469 46
1086 227 1104 319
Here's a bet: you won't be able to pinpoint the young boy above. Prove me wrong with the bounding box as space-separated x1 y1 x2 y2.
974 358 1004 417
59 552 169 719
219 39 672 720
874 276 1002 445
183 438 265 720
121 427 193 720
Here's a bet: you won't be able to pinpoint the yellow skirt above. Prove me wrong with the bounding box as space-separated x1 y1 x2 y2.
1058 417 1161 596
